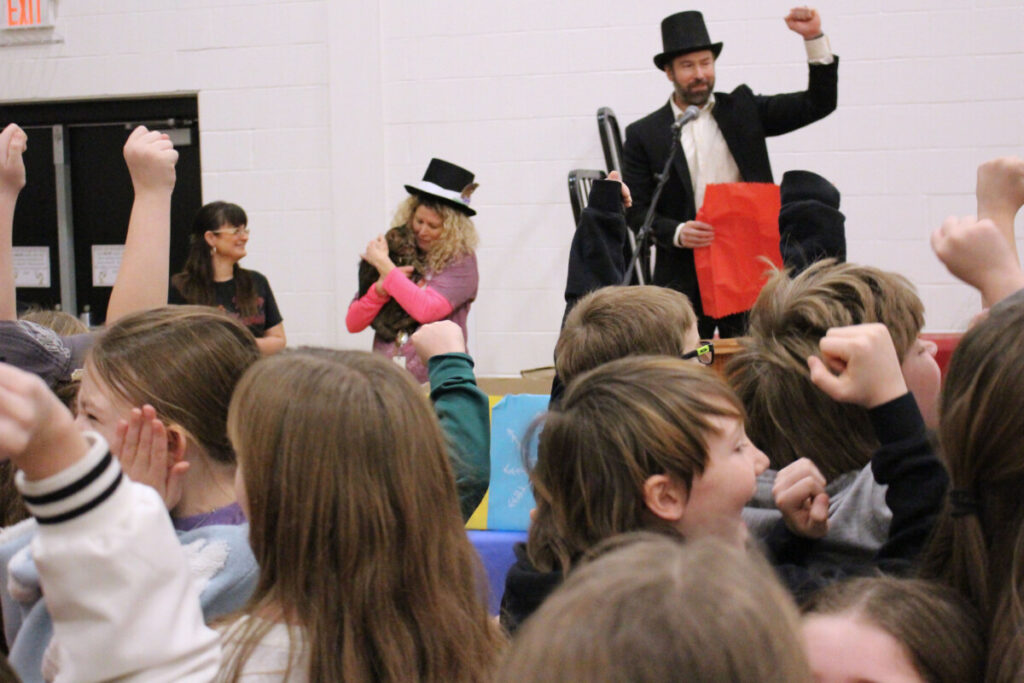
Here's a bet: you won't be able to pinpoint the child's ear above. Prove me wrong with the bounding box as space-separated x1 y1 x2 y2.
165 425 189 462
642 474 688 522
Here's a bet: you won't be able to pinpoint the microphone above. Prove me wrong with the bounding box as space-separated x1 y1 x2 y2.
672 105 700 132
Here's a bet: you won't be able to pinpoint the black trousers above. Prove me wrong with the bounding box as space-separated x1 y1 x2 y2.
696 310 749 339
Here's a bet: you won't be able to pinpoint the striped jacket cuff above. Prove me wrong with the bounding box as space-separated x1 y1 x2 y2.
16 433 123 525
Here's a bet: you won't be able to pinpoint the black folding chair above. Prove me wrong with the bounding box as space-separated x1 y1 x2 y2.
567 169 607 225
597 107 624 174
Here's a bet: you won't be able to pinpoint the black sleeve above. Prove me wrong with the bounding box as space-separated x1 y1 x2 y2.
551 179 629 407
765 392 945 599
868 393 948 569
562 179 629 314
622 124 686 247
755 58 839 137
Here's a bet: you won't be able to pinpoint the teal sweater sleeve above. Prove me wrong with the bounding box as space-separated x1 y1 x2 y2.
427 353 490 521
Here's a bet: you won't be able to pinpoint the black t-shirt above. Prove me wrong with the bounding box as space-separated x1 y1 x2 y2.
169 269 282 338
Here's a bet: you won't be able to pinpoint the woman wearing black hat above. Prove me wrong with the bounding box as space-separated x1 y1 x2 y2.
346 159 479 382
170 201 286 355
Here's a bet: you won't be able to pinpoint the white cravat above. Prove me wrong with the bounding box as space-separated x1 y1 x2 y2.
671 94 741 212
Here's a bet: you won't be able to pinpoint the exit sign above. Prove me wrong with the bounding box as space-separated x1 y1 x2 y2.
4 0 53 30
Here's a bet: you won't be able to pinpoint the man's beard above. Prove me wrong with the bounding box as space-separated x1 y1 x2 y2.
676 77 714 107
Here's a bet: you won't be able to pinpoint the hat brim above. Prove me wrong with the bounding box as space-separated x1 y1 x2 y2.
654 42 722 70
404 181 477 217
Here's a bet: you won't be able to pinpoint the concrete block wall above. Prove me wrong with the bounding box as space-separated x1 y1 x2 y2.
4 1 1024 374
1 0 339 348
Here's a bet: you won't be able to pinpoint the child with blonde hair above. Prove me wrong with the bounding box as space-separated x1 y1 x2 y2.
498 535 813 683
0 306 261 681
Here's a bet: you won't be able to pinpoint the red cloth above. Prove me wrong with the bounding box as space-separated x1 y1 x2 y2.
693 182 783 318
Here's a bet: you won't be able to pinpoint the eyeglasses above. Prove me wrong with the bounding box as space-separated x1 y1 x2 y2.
682 341 715 366
212 226 250 236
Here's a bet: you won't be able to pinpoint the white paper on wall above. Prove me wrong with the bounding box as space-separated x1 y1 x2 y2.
12 246 50 288
91 244 123 287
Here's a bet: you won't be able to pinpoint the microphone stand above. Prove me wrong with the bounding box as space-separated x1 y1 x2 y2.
622 108 696 286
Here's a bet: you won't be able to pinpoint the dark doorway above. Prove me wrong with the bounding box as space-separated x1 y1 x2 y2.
0 96 201 324
10 126 60 309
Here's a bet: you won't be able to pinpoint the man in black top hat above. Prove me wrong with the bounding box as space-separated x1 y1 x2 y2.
623 7 838 338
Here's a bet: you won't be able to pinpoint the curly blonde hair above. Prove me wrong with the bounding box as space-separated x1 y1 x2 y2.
391 195 478 272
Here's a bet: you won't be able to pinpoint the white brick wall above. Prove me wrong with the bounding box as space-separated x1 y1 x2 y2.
376 1 1024 372
4 1 1024 373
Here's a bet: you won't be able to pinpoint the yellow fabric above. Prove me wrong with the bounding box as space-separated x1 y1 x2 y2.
466 491 489 529
464 395 505 529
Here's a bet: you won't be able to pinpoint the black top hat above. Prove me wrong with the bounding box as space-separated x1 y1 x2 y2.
653 11 723 70
404 158 479 217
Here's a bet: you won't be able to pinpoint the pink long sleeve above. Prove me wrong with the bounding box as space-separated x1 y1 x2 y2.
345 286 390 333
383 268 454 323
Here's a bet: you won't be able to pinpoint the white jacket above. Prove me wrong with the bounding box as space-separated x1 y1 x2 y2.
18 433 221 682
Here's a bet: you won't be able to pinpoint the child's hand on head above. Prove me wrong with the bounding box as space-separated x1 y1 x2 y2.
806 323 908 408
931 215 1024 305
773 458 829 539
0 123 27 200
112 405 188 510
123 126 178 194
0 363 88 480
411 321 467 363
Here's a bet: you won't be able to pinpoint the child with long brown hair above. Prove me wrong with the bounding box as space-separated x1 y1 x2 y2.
216 348 501 680
917 295 1024 682
910 159 1024 682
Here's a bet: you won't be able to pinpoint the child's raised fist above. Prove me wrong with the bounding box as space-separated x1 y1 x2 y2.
932 215 1024 305
806 323 907 408
0 123 28 199
977 156 1024 228
123 125 178 194
0 362 87 480
411 320 467 364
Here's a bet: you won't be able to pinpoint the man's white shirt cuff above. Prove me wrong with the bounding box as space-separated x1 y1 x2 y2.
805 34 833 64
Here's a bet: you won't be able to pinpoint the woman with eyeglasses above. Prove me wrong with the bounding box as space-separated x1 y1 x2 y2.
170 201 286 355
